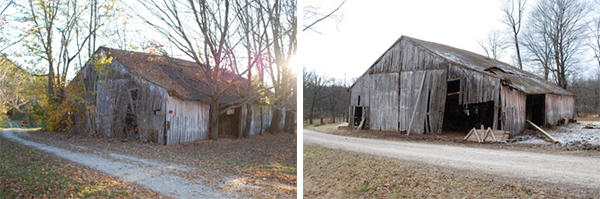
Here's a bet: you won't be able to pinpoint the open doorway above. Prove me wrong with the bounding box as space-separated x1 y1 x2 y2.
442 80 495 131
219 106 242 138
526 94 545 126
351 106 368 129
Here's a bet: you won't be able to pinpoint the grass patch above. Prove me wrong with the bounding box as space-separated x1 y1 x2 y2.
0 132 164 198
259 162 296 175
304 145 595 198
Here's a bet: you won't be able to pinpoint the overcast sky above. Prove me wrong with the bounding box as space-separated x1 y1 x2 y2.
302 0 598 84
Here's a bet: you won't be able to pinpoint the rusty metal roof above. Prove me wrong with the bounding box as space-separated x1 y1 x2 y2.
100 47 245 103
405 36 573 96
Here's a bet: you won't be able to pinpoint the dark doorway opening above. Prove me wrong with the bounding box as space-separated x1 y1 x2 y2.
526 94 545 126
443 99 495 132
219 106 242 138
123 88 139 139
351 106 368 129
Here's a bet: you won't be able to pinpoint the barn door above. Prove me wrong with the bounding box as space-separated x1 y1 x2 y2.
399 70 446 134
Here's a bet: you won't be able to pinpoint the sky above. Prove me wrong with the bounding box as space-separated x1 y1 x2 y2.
302 0 599 84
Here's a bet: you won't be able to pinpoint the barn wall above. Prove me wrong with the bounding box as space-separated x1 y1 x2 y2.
447 66 499 105
545 94 574 125
240 104 272 136
77 50 167 143
368 73 399 130
165 96 210 145
136 81 167 143
500 86 526 135
370 39 447 73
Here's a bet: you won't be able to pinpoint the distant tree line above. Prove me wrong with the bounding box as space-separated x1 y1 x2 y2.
303 68 349 124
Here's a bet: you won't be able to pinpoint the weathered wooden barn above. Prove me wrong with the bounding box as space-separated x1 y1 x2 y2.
69 47 279 145
349 36 574 136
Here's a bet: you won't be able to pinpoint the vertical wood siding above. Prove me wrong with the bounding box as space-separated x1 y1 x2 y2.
500 86 526 135
399 70 446 134
370 39 447 73
545 94 574 125
240 104 272 135
368 73 399 130
447 66 499 105
164 96 210 145
77 50 167 143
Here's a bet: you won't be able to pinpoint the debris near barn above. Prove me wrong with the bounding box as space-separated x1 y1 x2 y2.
337 122 349 130
348 36 574 136
463 125 509 143
584 124 600 129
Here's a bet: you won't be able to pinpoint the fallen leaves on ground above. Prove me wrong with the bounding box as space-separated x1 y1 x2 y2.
0 135 167 198
20 131 297 198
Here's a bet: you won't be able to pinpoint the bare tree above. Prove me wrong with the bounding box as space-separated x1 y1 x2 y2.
18 0 115 101
303 0 345 32
525 0 590 89
589 15 600 69
522 26 555 80
303 68 330 124
136 0 294 138
501 0 527 69
235 0 270 138
478 30 509 60
264 0 297 134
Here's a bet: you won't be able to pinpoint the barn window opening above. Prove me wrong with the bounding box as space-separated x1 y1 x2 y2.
447 79 460 95
358 96 361 106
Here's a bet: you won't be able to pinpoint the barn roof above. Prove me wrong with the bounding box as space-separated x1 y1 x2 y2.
403 36 573 96
99 47 245 103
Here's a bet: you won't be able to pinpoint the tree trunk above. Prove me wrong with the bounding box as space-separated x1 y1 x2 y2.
514 35 523 69
209 100 220 140
283 109 295 134
242 103 252 138
268 108 282 134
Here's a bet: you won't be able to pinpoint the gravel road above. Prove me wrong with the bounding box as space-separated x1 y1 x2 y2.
1 125 227 199
304 129 600 191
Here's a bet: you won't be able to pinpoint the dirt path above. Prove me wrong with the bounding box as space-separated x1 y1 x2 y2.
304 129 600 191
1 127 227 199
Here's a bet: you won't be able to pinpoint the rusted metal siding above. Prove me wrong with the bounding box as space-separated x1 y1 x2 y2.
500 86 526 135
164 96 209 145
545 94 574 125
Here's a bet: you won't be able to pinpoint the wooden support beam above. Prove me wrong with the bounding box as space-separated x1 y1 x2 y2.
407 74 426 135
526 120 559 144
